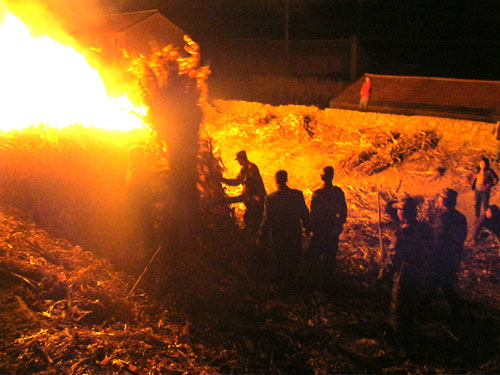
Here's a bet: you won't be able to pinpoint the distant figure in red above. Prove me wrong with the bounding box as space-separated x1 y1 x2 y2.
222 150 267 234
472 156 498 219
359 76 372 111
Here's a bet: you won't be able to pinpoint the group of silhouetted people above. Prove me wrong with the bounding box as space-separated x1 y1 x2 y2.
123 144 500 353
382 189 467 350
381 156 500 351
221 150 500 352
222 150 347 291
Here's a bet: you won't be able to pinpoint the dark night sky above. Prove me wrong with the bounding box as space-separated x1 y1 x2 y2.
104 0 500 79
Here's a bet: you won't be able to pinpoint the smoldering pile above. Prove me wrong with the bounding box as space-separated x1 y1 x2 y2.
341 129 439 176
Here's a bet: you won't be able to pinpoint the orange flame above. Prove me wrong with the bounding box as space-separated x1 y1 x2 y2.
0 10 146 131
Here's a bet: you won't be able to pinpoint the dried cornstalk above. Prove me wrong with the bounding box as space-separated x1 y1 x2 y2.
377 191 384 262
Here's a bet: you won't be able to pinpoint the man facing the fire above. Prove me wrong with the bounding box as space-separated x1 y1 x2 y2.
222 150 267 234
432 188 467 321
308 166 347 281
259 170 309 291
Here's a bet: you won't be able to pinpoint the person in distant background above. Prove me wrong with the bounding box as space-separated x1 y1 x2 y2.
359 76 372 111
222 150 267 234
471 156 498 219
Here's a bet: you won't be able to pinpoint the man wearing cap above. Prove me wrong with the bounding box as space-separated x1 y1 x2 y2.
222 150 267 234
432 188 467 318
383 196 434 345
259 170 309 291
308 166 347 279
472 204 500 242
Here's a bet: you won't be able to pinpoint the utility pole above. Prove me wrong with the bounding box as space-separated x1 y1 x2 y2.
351 0 364 80
351 34 358 81
285 0 290 72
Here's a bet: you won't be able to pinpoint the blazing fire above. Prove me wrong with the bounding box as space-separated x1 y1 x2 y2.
0 10 146 132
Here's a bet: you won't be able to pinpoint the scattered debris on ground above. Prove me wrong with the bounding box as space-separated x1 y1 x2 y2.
0 206 215 375
1 103 500 374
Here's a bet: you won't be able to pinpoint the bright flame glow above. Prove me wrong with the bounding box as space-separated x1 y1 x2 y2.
0 13 146 131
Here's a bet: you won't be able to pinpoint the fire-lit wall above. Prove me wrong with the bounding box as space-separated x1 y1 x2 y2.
121 12 185 56
93 11 187 65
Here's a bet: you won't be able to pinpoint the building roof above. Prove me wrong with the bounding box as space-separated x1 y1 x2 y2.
102 9 184 35
330 74 500 122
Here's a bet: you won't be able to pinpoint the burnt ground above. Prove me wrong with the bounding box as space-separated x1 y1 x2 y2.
1 108 500 373
1 197 500 374
177 240 500 375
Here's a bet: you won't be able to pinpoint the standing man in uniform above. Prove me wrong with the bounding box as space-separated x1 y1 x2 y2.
222 150 267 234
383 196 434 350
259 170 309 291
308 166 347 280
359 76 372 111
432 188 467 320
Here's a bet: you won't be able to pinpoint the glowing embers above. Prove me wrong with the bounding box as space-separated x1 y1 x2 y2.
0 12 146 131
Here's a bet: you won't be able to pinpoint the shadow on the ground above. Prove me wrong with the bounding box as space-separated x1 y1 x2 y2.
174 257 500 374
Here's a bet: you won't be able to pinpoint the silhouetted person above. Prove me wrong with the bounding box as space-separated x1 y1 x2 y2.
222 150 266 234
385 199 401 225
472 156 498 219
432 188 467 320
259 170 309 291
359 76 372 111
124 145 156 268
472 204 500 243
383 196 434 350
308 166 347 278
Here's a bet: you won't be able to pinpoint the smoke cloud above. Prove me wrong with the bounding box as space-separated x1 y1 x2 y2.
1 0 127 46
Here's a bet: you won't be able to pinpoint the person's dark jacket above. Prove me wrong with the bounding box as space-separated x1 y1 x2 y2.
259 186 309 249
308 184 347 237
433 207 467 277
224 162 266 206
385 220 435 287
